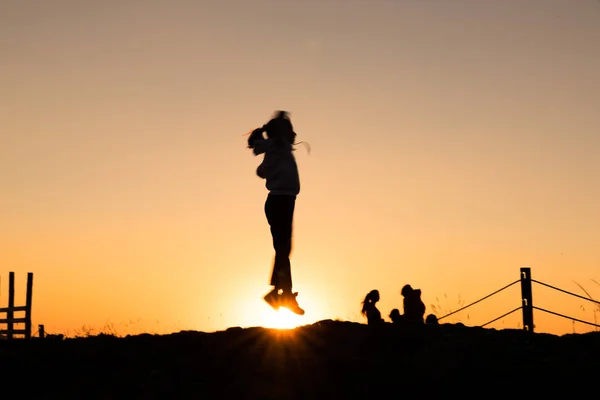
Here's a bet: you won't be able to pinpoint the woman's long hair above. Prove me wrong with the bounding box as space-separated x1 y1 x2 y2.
245 110 310 154
361 290 380 316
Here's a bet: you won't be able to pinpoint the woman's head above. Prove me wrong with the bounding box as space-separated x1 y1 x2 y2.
264 111 296 143
361 289 380 315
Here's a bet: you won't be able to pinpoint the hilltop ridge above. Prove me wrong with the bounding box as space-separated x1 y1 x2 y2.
1 320 598 398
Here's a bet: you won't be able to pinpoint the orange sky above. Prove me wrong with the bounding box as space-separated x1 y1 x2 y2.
1 0 599 336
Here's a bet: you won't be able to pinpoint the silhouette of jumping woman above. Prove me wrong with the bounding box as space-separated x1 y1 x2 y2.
248 111 304 315
361 290 384 325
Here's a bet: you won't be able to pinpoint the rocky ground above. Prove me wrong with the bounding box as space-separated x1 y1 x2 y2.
1 320 598 398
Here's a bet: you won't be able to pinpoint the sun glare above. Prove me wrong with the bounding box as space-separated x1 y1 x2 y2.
262 308 304 330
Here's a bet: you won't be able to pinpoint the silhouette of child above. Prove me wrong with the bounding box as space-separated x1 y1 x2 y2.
248 111 304 315
389 308 402 324
425 314 439 325
361 290 384 325
401 284 426 323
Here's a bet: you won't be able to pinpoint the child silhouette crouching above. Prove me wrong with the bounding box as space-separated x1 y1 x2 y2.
389 308 402 324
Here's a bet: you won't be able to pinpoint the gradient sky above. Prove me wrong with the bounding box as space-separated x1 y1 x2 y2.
1 0 599 336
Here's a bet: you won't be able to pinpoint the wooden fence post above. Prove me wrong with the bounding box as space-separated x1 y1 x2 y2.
520 267 534 332
7 272 15 340
25 272 33 339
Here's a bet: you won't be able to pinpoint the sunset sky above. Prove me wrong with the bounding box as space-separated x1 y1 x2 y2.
1 0 599 336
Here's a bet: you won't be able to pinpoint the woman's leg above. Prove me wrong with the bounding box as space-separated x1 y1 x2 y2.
265 194 295 292
264 194 303 314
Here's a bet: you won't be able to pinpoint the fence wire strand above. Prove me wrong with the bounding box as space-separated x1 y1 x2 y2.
533 306 600 328
532 279 600 306
480 306 522 328
438 279 520 321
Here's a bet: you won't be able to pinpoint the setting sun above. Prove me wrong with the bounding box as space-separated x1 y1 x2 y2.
261 308 305 330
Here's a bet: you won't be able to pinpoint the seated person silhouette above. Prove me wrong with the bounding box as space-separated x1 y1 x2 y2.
401 284 426 323
389 308 403 324
425 314 439 325
361 289 384 325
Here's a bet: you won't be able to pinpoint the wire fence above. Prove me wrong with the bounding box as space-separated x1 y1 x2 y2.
532 279 600 306
533 307 599 328
434 270 600 332
480 306 522 328
437 279 520 321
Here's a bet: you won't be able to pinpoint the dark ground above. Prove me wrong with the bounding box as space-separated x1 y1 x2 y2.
1 320 598 399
